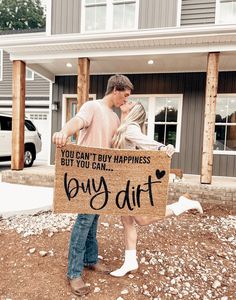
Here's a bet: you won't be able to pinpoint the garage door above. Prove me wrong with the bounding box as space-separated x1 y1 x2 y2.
27 112 50 163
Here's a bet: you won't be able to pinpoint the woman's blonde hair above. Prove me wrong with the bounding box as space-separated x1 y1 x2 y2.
112 102 146 149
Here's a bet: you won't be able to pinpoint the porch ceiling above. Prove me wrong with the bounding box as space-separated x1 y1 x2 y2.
27 52 236 77
1 25 236 81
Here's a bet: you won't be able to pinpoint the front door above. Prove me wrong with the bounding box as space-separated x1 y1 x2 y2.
66 98 78 143
66 98 77 122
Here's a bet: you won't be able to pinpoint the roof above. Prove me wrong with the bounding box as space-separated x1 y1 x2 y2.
0 28 45 35
0 24 236 81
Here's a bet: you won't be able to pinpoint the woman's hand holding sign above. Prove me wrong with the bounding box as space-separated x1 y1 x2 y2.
160 144 175 157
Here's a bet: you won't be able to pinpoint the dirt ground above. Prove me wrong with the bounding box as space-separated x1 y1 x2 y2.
0 204 235 300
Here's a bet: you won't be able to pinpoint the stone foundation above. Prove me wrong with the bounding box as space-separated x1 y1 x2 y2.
168 181 236 210
2 168 236 210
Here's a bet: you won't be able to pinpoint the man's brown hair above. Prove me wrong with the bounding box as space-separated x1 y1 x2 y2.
105 74 134 95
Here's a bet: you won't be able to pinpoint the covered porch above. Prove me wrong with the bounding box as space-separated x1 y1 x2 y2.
1 25 236 183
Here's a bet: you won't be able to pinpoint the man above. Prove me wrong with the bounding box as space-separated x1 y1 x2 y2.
52 74 133 296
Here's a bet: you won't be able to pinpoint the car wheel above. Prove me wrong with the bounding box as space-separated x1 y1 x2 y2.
24 148 34 167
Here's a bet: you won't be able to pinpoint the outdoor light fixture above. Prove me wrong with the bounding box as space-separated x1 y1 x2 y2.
51 103 58 111
66 62 72 68
148 60 154 65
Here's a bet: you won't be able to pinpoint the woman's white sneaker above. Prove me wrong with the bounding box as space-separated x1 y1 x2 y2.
178 196 203 214
110 262 138 277
168 195 203 216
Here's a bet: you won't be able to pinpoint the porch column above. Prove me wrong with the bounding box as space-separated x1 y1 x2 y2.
11 60 26 170
200 52 220 184
77 58 90 111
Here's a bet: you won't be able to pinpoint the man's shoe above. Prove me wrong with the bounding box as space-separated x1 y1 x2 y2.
86 261 110 274
69 277 90 297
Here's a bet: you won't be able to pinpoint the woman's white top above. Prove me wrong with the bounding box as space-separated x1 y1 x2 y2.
124 123 164 150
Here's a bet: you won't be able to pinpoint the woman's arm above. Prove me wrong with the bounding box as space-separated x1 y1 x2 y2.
126 124 175 157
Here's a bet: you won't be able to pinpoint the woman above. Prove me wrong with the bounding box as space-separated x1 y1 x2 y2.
110 101 203 277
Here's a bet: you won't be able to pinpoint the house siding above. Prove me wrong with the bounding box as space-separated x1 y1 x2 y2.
181 0 216 26
50 0 218 33
51 72 236 177
138 0 178 29
51 0 179 34
0 51 50 98
51 0 81 34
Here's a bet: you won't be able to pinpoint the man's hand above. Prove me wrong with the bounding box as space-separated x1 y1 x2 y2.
52 131 68 147
160 144 175 157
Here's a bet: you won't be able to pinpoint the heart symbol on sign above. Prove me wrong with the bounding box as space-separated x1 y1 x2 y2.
156 169 165 179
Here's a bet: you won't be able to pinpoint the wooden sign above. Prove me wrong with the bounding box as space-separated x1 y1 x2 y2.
53 144 171 217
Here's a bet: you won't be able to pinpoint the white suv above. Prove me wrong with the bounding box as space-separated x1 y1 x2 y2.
0 113 42 167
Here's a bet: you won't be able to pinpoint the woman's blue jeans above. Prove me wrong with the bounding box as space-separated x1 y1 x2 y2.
67 214 99 279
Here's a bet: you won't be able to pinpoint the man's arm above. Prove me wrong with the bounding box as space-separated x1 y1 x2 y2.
52 116 83 147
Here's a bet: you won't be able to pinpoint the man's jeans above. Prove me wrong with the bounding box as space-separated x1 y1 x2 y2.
67 214 99 279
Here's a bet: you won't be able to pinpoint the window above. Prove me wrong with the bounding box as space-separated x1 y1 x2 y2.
214 95 236 153
0 49 3 81
30 113 48 120
216 0 236 24
26 68 34 80
112 0 137 30
129 95 183 151
0 115 12 131
25 120 36 131
82 0 138 32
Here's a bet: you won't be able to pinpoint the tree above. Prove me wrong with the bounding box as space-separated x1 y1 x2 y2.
0 0 45 31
